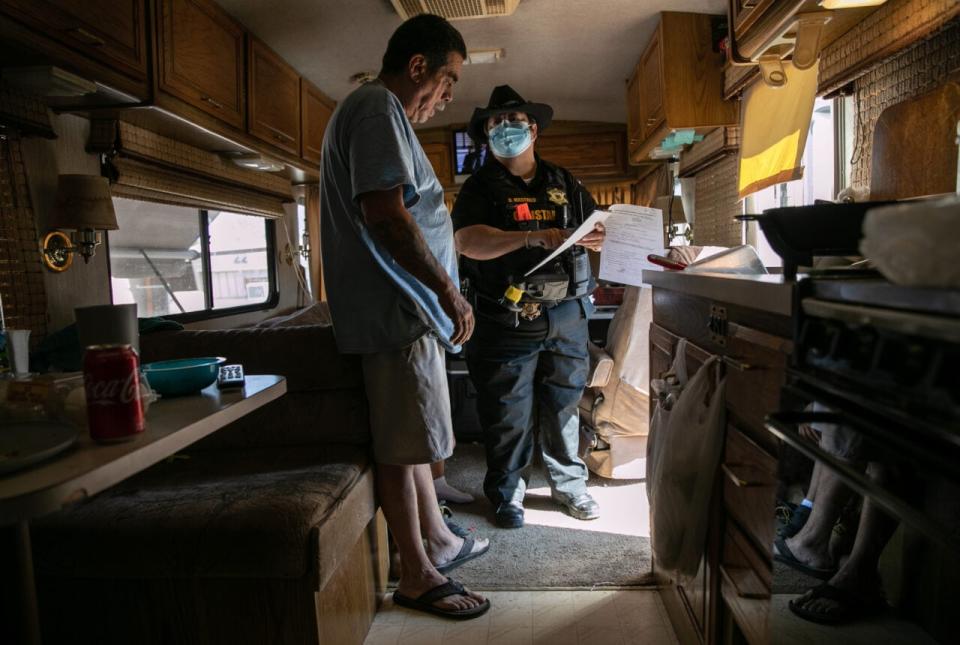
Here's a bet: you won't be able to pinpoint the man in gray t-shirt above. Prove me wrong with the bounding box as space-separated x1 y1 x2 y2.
319 15 489 619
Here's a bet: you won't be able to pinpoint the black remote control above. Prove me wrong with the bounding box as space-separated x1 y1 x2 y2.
218 364 245 389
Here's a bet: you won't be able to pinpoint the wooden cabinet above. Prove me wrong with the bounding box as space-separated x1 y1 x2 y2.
650 281 790 644
247 36 301 156
423 141 453 188
0 0 148 81
157 0 245 129
728 0 806 60
639 28 665 141
536 130 627 179
625 64 643 153
626 13 739 164
300 78 335 165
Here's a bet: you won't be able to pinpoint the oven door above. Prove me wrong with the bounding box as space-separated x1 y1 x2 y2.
763 399 960 644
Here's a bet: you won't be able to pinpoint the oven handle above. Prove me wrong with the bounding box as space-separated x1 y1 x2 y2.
766 411 960 552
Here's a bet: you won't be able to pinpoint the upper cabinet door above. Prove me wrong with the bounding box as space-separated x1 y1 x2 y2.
639 28 665 140
157 0 245 129
248 37 301 156
625 64 642 155
300 78 335 165
0 0 148 81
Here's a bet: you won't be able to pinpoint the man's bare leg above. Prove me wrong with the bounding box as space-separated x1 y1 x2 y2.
414 463 488 564
785 464 857 569
377 463 485 611
432 459 475 504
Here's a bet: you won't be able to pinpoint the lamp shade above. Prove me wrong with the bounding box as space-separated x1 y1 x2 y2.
653 195 686 224
49 174 118 231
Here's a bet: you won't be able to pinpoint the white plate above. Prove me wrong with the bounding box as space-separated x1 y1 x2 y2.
0 420 79 475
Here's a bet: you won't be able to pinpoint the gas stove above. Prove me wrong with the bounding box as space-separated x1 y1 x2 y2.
792 277 960 440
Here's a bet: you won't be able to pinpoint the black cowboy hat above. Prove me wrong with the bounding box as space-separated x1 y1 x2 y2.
467 85 554 144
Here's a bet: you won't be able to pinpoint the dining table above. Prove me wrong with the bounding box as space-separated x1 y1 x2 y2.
0 374 287 645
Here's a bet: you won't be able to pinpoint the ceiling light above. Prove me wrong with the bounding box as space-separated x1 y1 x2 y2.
230 154 284 172
818 0 887 8
464 49 505 65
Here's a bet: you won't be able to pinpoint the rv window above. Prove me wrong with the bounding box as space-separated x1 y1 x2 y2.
747 96 842 266
108 198 276 320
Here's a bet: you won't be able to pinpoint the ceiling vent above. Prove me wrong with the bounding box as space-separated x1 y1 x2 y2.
390 0 521 21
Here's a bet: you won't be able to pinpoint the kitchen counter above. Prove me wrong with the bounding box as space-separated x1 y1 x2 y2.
642 270 797 317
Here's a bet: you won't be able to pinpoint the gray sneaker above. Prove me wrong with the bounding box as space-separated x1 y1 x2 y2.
553 493 600 520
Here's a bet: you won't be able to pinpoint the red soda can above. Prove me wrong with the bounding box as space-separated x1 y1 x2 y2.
83 344 145 442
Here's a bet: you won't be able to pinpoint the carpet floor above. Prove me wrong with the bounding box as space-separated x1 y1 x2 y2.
439 442 653 589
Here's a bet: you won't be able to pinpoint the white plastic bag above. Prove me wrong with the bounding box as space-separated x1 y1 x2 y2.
648 349 726 577
647 338 688 491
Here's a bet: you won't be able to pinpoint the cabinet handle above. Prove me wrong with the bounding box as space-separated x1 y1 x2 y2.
68 27 105 47
261 123 295 143
200 95 224 110
721 463 766 488
722 356 756 371
646 117 658 125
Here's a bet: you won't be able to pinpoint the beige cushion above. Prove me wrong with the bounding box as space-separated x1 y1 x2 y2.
582 287 653 442
255 302 332 328
586 343 614 388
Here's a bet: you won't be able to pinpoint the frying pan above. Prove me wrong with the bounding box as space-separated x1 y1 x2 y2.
737 200 898 280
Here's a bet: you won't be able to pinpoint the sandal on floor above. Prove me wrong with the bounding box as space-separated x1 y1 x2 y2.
774 536 835 580
392 578 490 620
788 583 887 625
435 536 489 574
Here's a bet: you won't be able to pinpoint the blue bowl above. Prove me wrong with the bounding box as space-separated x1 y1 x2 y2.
142 357 227 397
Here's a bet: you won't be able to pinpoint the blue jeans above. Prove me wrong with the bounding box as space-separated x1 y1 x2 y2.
467 298 591 506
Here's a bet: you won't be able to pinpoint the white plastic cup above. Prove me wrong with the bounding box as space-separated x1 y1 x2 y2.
6 329 31 377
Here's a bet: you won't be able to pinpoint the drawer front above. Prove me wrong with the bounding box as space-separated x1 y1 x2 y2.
724 331 788 448
720 523 770 645
723 425 777 562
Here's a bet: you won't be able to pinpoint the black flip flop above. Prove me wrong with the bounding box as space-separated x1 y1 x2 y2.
773 536 835 580
392 578 491 620
435 536 489 574
788 583 887 625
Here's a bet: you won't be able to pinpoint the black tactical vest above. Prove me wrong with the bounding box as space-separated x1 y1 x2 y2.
459 157 594 305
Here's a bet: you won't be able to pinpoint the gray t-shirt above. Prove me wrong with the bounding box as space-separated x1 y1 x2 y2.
319 80 459 354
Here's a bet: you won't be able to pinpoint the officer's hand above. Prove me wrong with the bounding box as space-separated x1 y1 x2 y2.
530 228 569 250
439 286 475 345
576 223 606 252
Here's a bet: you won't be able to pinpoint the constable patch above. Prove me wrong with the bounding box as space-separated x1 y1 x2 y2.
546 187 569 206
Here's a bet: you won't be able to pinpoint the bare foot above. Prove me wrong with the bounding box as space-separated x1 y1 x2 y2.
785 535 834 570
395 572 487 612
427 534 489 569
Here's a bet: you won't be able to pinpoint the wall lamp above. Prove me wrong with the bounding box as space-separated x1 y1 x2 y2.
41 174 118 272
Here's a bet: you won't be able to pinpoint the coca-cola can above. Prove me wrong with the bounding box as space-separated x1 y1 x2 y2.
83 344 146 442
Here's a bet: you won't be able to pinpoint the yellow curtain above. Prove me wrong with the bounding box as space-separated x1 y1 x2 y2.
738 62 819 199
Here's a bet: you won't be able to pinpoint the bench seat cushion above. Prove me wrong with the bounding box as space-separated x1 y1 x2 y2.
32 443 372 585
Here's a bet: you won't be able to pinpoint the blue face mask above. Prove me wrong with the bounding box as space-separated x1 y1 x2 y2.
487 120 532 158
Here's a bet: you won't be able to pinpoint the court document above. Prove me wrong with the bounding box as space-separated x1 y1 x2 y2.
598 204 664 287
523 210 612 276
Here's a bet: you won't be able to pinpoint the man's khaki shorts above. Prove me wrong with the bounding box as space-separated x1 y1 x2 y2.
360 334 454 465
